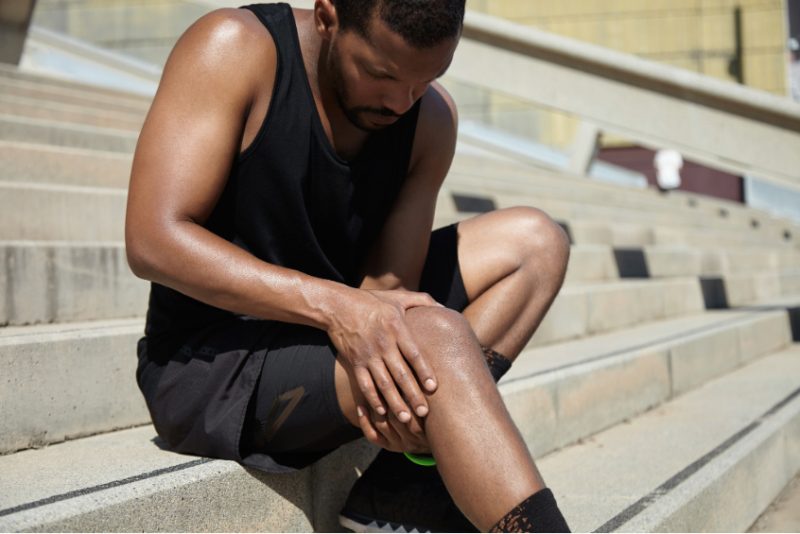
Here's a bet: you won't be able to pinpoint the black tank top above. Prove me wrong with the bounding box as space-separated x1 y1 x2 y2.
144 2 421 342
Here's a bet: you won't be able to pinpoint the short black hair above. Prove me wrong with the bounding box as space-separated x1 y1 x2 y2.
333 0 465 48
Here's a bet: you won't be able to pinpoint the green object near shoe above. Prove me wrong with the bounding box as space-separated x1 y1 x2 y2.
404 452 437 466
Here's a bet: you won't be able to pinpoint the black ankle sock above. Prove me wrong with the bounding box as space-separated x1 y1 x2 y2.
482 346 512 382
489 488 570 533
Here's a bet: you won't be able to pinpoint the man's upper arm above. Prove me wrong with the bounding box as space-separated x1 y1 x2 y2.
360 82 459 291
125 8 275 273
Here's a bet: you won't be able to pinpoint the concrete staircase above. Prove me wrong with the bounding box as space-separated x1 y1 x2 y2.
1 63 799 532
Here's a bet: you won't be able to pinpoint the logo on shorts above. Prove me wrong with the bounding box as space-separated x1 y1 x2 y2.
262 386 306 442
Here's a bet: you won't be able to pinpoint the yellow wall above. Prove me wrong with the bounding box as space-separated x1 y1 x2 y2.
472 0 788 93
466 0 790 147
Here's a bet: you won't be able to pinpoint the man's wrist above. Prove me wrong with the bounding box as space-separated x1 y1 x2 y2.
302 277 359 331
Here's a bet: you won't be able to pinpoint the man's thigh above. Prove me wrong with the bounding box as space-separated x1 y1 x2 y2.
241 323 362 456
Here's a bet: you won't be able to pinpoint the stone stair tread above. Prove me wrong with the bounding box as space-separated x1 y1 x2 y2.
0 425 198 514
0 422 318 532
1 337 796 532
504 306 793 384
0 317 143 341
541 344 800 532
0 113 140 139
0 78 151 114
0 64 153 103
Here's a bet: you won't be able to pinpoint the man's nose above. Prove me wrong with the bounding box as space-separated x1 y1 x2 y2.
383 83 427 116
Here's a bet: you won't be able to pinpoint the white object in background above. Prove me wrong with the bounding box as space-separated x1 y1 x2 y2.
790 38 800 102
654 149 683 190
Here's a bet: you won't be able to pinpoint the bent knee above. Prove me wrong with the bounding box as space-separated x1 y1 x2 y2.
497 206 570 273
505 207 569 252
405 306 470 337
404 306 484 369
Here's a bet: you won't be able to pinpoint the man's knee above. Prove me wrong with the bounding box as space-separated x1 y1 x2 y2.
503 206 570 259
404 306 486 374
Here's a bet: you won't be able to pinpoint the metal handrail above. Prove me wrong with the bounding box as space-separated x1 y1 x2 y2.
450 10 800 190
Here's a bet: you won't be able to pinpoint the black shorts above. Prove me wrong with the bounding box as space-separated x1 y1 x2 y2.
238 223 469 472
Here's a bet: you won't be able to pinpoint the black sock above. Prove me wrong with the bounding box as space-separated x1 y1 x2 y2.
482 345 512 382
489 488 570 533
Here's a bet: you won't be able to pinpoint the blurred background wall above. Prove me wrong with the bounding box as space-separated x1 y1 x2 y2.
20 0 800 206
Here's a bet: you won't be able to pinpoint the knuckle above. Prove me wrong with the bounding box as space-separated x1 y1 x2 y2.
375 378 392 390
394 368 411 383
404 349 421 362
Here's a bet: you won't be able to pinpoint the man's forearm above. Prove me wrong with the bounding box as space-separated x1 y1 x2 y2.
128 219 353 331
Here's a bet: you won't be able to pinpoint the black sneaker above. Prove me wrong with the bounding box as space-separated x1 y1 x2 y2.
339 450 479 533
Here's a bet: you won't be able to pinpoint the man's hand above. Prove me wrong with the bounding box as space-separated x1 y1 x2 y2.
328 288 441 424
356 403 431 454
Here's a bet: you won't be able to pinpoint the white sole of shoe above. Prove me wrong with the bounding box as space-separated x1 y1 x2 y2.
338 514 430 533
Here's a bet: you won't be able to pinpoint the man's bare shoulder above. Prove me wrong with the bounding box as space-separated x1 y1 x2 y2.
160 8 276 96
419 82 458 135
409 82 459 176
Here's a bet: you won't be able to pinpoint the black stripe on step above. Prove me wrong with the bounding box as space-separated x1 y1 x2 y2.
595 385 800 532
451 193 496 213
700 277 729 309
613 248 650 278
0 458 214 518
788 307 800 342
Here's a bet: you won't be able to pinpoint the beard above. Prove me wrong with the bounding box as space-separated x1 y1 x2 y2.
327 42 400 132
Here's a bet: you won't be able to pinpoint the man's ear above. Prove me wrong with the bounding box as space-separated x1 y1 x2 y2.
314 0 338 39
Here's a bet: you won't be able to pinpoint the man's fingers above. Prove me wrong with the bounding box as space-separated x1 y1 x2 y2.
368 360 414 423
400 291 443 309
354 366 386 416
383 411 429 453
356 405 388 448
396 328 438 394
383 349 430 418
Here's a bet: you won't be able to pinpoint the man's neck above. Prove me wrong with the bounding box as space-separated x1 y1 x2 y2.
295 9 369 161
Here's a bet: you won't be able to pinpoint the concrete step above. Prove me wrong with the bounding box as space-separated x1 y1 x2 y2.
712 270 800 308
666 188 797 231
748 471 800 532
568 244 800 282
0 181 126 241
441 168 800 244
0 424 319 532
504 308 795 457
564 244 618 283
542 344 800 532
0 114 138 153
562 218 797 249
0 63 152 105
0 307 792 531
531 277 705 347
450 151 799 235
0 278 701 453
5 233 783 332
0 94 143 131
0 241 148 326
0 141 131 188
653 223 798 250
435 207 798 251
445 158 797 235
0 319 147 454
0 77 150 116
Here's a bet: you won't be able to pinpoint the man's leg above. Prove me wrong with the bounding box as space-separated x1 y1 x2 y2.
335 306 566 531
338 206 571 531
456 206 571 364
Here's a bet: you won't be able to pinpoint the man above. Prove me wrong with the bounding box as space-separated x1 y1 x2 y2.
126 0 571 531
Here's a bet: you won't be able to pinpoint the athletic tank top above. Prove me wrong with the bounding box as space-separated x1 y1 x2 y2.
143 2 421 345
